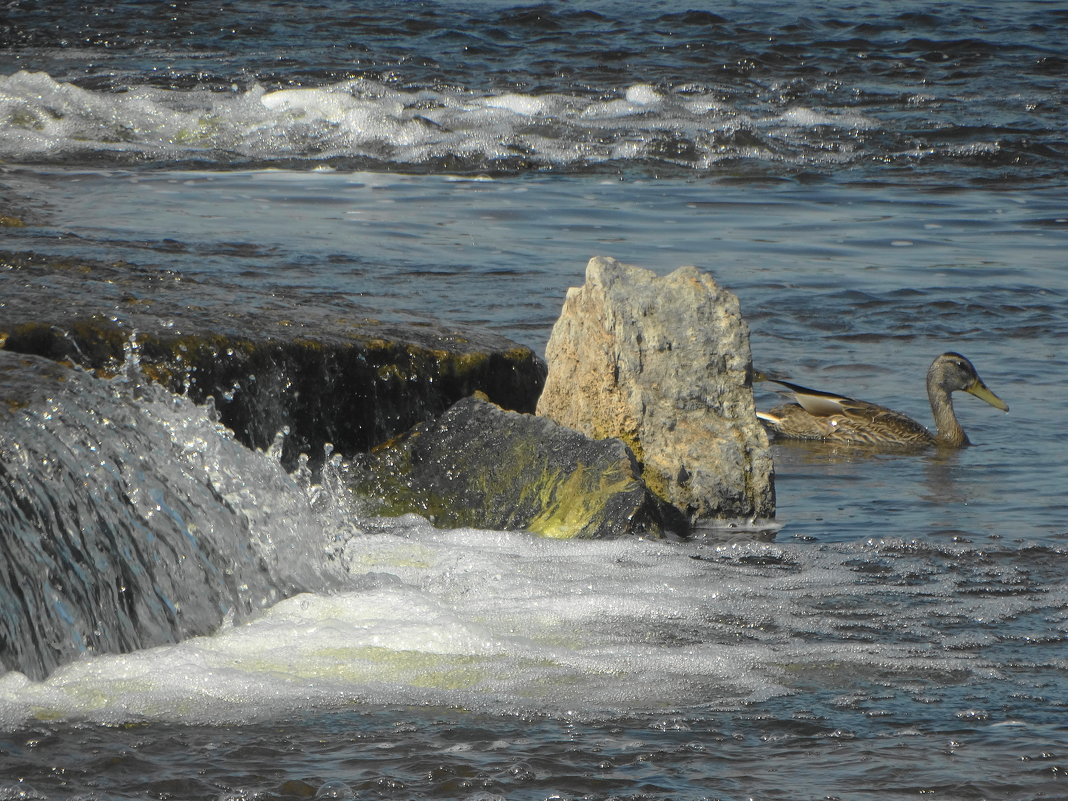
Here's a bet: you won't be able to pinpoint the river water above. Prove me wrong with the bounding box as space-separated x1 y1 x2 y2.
1 1 1066 799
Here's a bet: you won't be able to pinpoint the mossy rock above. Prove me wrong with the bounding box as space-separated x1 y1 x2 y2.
351 395 684 539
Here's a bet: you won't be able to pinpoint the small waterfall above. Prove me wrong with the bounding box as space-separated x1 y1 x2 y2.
0 348 336 680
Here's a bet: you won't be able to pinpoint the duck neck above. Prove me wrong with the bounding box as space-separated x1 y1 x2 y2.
927 376 969 447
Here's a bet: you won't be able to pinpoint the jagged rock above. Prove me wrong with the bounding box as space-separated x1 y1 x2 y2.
0 252 545 467
536 256 774 524
350 395 682 538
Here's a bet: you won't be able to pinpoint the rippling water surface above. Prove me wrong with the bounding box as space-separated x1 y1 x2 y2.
1 1 1067 798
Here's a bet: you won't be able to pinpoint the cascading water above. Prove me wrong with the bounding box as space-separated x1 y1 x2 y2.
0 344 340 680
1 333 1065 801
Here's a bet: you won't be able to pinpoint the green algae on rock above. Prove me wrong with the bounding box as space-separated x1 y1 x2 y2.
350 395 683 539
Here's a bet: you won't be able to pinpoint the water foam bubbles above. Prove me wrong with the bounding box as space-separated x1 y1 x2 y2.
480 92 554 116
1 355 1056 729
1 495 1059 729
774 106 874 129
624 83 663 106
0 71 882 172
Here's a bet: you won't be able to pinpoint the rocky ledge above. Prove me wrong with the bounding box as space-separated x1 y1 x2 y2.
347 256 776 535
0 252 545 467
1 251 774 540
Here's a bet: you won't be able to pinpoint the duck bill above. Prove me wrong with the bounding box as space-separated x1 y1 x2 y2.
967 379 1009 412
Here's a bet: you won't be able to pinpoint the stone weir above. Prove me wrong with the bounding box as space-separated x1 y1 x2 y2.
0 252 546 467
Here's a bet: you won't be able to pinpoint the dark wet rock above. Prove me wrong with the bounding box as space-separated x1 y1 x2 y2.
536 256 774 525
0 252 545 466
350 394 683 538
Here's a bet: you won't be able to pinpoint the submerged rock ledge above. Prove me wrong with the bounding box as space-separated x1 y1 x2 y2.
0 252 546 466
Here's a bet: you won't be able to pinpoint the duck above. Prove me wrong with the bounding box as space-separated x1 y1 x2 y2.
756 352 1008 448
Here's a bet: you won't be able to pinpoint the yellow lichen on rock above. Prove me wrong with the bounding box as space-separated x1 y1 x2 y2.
527 460 644 539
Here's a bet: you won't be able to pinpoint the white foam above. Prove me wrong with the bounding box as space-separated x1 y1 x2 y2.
774 106 874 129
0 539 779 726
4 491 1034 731
0 71 878 170
0 356 1046 730
479 92 555 116
624 83 662 106
0 496 810 728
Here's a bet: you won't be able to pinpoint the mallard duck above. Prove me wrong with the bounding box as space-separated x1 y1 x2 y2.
756 352 1008 447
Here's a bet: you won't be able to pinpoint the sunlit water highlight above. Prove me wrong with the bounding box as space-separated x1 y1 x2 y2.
5 167 1065 354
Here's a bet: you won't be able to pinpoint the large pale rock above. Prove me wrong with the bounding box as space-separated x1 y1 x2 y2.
536 256 774 524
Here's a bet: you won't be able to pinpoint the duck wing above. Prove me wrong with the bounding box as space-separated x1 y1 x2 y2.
765 378 859 417
761 378 934 446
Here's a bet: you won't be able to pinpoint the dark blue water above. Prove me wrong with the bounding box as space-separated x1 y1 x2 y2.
2 2 1067 799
